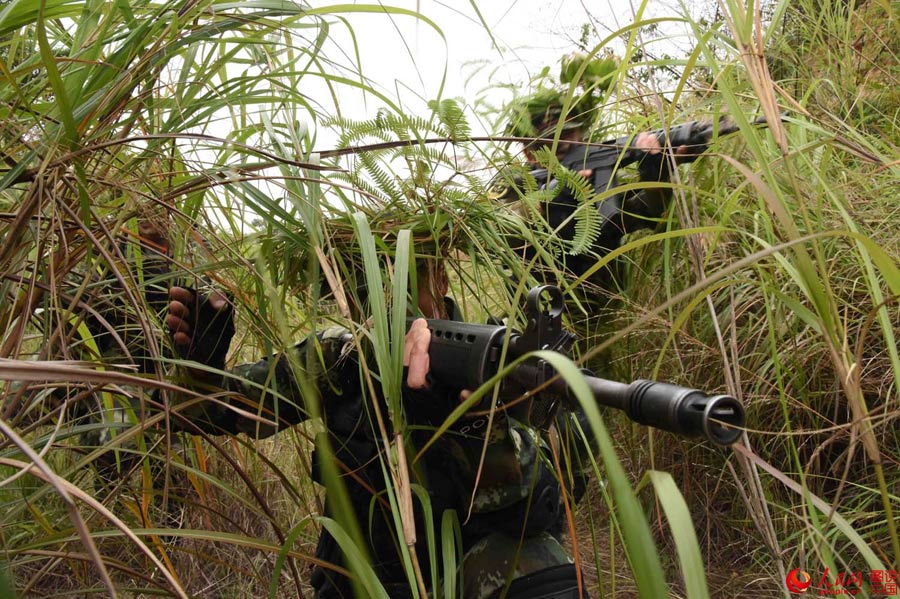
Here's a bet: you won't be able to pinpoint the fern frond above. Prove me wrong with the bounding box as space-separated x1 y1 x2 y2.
358 151 405 203
551 167 602 256
428 98 471 140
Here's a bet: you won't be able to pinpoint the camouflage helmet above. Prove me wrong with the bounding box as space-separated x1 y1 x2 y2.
505 52 618 139
505 87 581 138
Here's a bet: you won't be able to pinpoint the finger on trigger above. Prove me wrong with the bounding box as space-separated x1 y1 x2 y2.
403 319 422 366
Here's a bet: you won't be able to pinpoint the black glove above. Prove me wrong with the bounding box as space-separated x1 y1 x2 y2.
172 287 235 371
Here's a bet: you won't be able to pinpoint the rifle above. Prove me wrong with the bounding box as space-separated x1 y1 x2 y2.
414 286 744 446
507 115 772 193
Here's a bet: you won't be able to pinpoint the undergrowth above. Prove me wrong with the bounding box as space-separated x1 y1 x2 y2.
0 0 897 597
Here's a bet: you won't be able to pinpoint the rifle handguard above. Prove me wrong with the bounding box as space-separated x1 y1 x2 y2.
409 285 746 446
423 320 509 391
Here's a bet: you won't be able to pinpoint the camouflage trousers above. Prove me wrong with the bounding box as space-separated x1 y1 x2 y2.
460 413 593 599
463 531 577 598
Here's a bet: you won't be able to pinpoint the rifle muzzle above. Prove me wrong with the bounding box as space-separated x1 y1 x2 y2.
624 380 744 445
583 378 744 445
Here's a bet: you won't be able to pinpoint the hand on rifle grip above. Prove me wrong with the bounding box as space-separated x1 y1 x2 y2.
671 140 708 164
403 318 473 401
404 318 431 389
637 130 700 163
166 286 235 371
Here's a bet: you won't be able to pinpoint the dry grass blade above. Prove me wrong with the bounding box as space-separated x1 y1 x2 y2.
0 456 188 598
0 420 117 597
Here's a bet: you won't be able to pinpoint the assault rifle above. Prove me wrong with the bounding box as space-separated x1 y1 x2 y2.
414 286 744 446
510 115 772 192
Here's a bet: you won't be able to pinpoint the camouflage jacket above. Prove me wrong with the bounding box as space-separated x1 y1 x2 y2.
180 309 563 596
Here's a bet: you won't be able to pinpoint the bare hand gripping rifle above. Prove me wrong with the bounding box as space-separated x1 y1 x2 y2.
415 286 744 446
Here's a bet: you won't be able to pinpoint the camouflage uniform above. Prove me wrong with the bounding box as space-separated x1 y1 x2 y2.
182 306 581 598
54 224 191 535
502 73 677 293
68 227 173 478
499 134 675 307
501 85 680 372
462 532 575 599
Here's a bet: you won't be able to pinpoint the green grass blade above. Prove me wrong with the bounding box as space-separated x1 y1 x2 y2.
318 517 389 599
647 471 710 599
532 351 670 597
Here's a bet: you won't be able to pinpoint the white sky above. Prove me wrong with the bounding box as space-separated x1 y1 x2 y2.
195 0 709 228
304 0 702 148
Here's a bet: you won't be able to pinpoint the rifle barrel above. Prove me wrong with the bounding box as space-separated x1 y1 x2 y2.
594 377 744 445
549 374 744 446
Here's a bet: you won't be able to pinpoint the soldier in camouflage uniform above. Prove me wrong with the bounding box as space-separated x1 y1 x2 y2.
68 218 174 483
165 257 586 598
501 54 694 303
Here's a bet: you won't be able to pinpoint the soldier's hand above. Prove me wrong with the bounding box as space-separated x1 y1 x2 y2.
404 319 473 403
404 318 431 389
571 132 692 182
635 131 695 162
166 286 235 370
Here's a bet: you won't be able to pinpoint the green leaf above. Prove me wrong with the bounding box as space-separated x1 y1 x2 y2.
648 471 710 599
0 0 84 35
318 517 389 599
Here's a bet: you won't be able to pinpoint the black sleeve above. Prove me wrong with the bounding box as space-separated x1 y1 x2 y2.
180 332 361 438
616 151 674 235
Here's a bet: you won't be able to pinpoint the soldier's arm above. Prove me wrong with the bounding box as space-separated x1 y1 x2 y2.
165 286 340 437
167 290 426 439
207 332 357 438
613 131 677 235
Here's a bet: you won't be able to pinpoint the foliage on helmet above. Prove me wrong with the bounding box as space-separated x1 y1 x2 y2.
505 52 619 139
261 105 531 296
559 52 618 90
505 88 570 138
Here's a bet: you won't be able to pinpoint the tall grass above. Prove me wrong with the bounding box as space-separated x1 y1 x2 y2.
616 0 900 593
1 0 898 597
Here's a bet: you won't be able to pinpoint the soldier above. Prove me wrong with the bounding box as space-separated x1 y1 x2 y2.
500 54 695 306
165 252 587 599
497 55 702 528
64 217 173 480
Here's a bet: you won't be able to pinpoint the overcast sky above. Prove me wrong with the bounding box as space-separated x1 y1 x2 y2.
304 0 701 147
